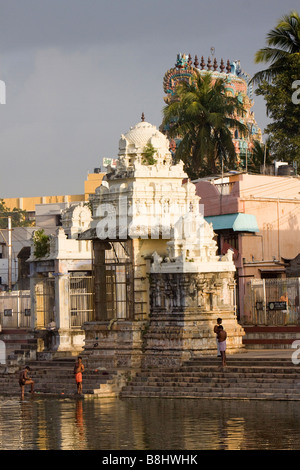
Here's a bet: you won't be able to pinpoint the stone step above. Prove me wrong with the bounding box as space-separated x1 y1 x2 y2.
132 375 300 386
135 374 300 384
136 367 300 377
125 371 300 383
121 390 300 400
121 385 300 398
0 358 119 397
128 376 300 387
120 353 300 400
121 388 300 399
124 380 300 391
0 374 98 386
186 357 294 366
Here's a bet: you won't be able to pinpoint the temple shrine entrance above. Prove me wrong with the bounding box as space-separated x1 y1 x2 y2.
34 277 55 329
93 239 134 321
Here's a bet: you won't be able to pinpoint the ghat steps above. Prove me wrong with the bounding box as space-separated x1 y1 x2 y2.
0 358 120 398
120 353 300 401
1 351 300 401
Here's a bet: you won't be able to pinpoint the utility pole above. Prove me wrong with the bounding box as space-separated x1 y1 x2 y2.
7 216 12 291
263 143 266 174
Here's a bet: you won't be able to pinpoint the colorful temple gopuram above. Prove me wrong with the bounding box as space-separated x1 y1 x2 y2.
162 53 263 170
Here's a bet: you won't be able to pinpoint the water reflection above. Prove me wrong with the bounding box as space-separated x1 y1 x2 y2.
0 396 300 450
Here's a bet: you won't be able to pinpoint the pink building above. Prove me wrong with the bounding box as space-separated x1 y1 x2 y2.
195 173 300 324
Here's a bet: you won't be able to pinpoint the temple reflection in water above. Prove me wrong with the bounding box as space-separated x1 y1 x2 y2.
0 397 300 450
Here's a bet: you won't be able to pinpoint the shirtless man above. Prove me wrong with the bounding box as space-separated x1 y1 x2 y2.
19 366 34 398
214 318 222 357
74 356 84 395
217 326 227 366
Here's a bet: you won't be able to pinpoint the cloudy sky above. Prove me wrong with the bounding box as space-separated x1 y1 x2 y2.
0 0 299 198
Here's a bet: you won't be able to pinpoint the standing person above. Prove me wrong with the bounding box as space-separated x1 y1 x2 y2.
280 291 289 325
280 291 288 304
19 366 34 398
295 293 299 316
214 318 222 357
74 356 84 395
217 326 227 367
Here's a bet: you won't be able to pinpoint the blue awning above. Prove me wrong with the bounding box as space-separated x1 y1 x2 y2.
205 213 259 233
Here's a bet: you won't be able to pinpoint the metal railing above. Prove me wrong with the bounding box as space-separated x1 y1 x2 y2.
0 290 31 329
34 278 55 328
69 276 94 327
0 277 95 330
243 277 300 326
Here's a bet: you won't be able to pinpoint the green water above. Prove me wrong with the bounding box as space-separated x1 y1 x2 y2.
0 396 299 450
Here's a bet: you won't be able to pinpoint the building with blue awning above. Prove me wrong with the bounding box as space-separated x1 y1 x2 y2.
194 173 300 324
205 213 259 233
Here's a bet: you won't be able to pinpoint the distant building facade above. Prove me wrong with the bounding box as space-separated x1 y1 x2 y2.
194 173 300 322
0 171 104 290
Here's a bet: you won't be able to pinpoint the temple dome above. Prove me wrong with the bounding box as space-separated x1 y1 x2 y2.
119 119 170 156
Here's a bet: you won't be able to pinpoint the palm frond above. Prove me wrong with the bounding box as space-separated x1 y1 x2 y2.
162 72 247 177
253 11 300 84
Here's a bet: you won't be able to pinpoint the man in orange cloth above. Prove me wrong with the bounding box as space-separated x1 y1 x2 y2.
74 356 84 395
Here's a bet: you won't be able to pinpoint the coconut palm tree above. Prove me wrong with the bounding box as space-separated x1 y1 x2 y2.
252 10 300 84
162 72 247 179
247 139 272 173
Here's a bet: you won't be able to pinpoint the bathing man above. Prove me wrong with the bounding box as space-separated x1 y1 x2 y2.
74 356 84 395
19 366 34 398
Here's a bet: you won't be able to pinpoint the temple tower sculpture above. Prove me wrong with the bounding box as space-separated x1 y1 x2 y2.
163 53 263 169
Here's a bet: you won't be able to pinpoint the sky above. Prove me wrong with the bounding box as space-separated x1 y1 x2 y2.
0 0 299 198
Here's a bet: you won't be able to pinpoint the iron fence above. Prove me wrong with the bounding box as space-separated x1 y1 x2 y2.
69 276 94 327
0 290 31 329
105 264 130 320
93 241 134 321
244 277 300 325
34 278 55 328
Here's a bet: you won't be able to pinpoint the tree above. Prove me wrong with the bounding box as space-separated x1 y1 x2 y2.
0 199 34 229
33 229 50 259
252 11 300 163
142 143 157 165
247 139 272 173
255 55 300 163
162 72 247 179
252 10 300 85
